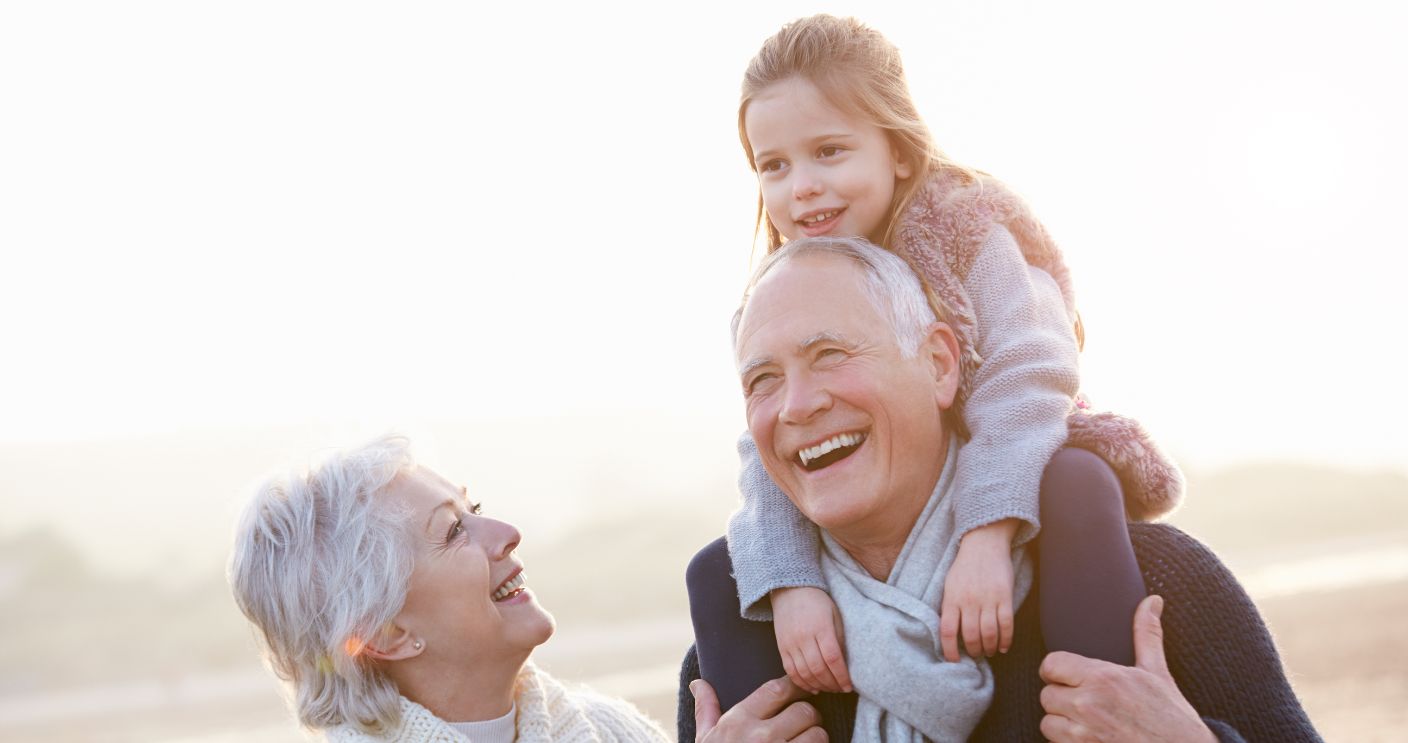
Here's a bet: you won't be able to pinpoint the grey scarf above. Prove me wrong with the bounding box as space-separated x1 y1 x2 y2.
819 439 1033 742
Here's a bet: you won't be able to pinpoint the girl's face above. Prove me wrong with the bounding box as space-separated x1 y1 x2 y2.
744 76 912 244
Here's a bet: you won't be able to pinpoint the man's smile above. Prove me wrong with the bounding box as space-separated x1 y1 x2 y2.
795 430 868 471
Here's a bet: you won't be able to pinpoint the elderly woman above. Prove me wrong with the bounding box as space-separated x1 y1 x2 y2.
229 436 677 742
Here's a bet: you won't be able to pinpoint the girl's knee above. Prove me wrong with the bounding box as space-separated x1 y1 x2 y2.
686 536 734 605
1041 447 1123 518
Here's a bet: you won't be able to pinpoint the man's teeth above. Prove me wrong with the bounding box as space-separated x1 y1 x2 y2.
798 432 866 467
802 210 838 224
492 572 526 601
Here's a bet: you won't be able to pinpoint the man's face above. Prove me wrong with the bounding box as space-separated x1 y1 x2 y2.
735 253 957 538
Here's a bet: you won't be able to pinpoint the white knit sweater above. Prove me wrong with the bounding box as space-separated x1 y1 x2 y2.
325 664 669 743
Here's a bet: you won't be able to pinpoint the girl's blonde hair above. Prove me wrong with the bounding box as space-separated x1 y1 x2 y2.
739 14 978 253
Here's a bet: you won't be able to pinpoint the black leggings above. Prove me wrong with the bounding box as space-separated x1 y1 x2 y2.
685 446 1146 711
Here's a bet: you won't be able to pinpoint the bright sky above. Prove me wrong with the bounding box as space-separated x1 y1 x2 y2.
3 0 1406 474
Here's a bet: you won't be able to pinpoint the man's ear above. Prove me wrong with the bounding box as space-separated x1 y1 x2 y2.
922 322 962 408
361 623 425 662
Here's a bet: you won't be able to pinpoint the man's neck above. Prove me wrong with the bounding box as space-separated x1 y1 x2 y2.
829 436 951 580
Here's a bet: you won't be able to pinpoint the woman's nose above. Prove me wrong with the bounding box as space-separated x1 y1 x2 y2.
483 518 521 561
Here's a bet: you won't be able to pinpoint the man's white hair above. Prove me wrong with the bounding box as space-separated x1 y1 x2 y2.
228 435 416 735
732 236 941 358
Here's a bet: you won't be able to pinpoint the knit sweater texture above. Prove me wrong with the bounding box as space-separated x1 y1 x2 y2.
326 663 669 743
677 523 1322 743
726 173 1185 620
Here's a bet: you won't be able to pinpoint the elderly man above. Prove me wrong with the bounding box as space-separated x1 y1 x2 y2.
678 237 1319 742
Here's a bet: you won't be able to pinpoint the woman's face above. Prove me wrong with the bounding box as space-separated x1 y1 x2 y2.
386 466 555 667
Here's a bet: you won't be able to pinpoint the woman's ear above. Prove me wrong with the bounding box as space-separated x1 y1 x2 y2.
922 322 962 408
362 623 425 662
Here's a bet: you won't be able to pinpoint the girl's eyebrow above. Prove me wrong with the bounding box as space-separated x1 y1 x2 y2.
754 133 857 163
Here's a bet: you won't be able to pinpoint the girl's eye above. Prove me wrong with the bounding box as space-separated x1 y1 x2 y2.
759 158 786 174
818 145 843 158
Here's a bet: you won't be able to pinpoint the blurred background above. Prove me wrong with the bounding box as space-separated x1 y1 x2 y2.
2 1 1405 741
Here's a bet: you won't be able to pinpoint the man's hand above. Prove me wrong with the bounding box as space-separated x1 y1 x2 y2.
940 519 1017 661
691 676 827 743
1038 595 1218 742
771 586 852 693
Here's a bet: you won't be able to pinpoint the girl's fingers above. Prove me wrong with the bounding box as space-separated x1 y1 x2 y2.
783 650 812 693
819 634 852 692
998 601 1015 654
802 641 840 692
961 606 983 659
980 606 999 657
940 605 961 662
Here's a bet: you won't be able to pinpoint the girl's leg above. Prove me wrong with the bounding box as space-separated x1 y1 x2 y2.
686 536 786 711
1037 447 1146 665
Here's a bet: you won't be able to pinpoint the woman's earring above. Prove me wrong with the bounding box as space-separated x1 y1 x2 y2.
413 639 424 651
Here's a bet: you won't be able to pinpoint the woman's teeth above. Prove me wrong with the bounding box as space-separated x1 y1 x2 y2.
798 432 866 468
491 572 526 601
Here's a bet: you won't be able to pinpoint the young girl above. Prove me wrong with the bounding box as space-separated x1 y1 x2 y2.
687 13 1184 719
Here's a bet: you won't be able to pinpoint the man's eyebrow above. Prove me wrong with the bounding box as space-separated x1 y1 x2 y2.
738 332 856 379
800 331 856 351
739 355 773 380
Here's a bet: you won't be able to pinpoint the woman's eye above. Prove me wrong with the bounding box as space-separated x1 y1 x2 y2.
445 516 465 544
817 347 845 361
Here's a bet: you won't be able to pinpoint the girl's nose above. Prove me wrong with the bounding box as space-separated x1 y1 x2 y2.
792 167 823 200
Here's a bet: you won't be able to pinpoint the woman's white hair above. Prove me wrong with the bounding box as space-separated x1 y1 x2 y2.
732 235 942 357
229 434 416 734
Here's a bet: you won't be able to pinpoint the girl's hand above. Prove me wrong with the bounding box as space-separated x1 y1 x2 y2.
940 518 1019 661
771 586 852 694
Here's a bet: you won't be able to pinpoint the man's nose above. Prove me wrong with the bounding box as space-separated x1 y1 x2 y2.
779 372 831 424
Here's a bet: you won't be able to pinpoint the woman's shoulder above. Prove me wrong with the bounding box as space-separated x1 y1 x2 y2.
516 664 670 743
322 696 467 742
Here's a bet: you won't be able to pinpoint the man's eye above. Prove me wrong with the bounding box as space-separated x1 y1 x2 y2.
746 373 778 394
817 347 845 361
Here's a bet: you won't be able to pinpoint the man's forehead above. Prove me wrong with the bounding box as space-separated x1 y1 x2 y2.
736 257 882 366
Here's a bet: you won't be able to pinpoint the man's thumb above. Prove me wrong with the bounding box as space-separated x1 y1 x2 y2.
1132 594 1171 678
691 679 722 739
